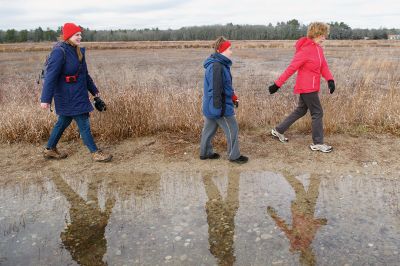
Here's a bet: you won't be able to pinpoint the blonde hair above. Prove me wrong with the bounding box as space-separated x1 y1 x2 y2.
59 34 83 62
212 36 228 53
307 22 330 39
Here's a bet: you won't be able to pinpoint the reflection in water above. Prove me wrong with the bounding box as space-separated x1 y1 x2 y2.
203 171 240 266
51 174 115 266
1 171 398 265
267 174 327 266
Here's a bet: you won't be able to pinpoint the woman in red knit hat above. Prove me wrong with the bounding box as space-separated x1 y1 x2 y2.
40 22 112 162
268 22 335 153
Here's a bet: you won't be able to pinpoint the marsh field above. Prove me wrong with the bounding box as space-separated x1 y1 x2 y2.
0 40 400 143
1 41 400 266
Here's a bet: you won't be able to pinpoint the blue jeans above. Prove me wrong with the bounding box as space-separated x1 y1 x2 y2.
47 113 98 153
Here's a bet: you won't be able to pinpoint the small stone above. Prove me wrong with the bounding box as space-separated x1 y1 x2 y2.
184 242 190 247
261 234 272 240
32 242 36 246
174 226 183 232
115 250 122 256
255 237 261 242
180 255 188 261
165 256 172 260
175 236 182 241
368 243 374 247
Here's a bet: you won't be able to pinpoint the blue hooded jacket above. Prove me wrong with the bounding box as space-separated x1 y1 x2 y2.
41 42 98 116
202 53 235 119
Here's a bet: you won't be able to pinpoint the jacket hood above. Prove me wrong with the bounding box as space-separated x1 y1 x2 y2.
295 37 316 52
203 53 232 69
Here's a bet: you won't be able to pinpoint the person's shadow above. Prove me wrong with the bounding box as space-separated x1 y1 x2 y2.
51 174 115 266
267 174 327 266
202 171 240 266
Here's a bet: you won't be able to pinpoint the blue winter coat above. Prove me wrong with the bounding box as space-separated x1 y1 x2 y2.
202 53 235 119
41 42 99 116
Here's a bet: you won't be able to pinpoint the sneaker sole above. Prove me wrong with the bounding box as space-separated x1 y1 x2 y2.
94 156 113 162
309 146 333 153
271 129 288 143
200 154 220 160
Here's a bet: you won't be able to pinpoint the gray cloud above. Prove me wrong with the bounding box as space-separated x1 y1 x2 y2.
0 0 399 30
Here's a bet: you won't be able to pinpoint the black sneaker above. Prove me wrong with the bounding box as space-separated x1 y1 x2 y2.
200 153 221 160
230 155 249 164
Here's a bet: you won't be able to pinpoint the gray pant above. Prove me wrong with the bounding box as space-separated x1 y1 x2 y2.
276 91 324 144
200 116 241 160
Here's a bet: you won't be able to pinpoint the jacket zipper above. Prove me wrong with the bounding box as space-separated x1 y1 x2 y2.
316 45 322 67
314 45 321 88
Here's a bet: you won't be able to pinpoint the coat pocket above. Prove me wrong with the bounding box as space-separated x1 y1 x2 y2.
207 97 222 117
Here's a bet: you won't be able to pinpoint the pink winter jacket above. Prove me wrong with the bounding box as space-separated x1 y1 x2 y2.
275 37 334 94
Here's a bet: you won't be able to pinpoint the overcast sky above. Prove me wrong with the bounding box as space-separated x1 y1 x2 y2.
0 0 399 30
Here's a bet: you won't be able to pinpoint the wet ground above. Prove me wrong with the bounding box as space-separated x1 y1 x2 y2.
1 169 399 265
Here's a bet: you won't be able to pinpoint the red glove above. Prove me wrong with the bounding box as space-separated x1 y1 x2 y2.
232 93 239 108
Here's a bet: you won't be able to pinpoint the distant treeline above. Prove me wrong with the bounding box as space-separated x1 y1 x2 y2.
1 20 399 43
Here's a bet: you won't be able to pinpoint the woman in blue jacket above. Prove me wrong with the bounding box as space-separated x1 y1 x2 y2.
40 22 112 162
200 37 248 164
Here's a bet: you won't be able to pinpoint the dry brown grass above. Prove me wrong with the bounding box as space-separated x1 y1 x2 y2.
0 40 399 144
1 40 400 52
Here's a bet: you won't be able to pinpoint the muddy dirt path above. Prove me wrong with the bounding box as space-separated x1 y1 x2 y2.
2 132 400 181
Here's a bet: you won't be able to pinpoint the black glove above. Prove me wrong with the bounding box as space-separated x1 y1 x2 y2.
268 83 280 94
328 80 335 94
93 97 107 112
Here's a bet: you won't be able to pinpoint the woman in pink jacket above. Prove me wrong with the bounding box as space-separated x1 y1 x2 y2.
268 22 335 153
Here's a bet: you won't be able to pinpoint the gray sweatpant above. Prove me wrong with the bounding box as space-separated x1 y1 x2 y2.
276 91 324 144
200 116 241 160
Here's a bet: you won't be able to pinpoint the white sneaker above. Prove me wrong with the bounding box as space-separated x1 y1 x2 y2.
310 143 332 153
271 128 288 143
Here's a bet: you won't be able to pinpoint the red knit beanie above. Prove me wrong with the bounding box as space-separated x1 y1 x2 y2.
62 23 82 41
218 41 231 53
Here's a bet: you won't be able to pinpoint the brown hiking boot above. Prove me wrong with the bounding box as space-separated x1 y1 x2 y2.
43 147 68 159
92 150 112 162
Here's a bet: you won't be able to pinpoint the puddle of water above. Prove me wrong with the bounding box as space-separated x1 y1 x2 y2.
0 171 399 265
